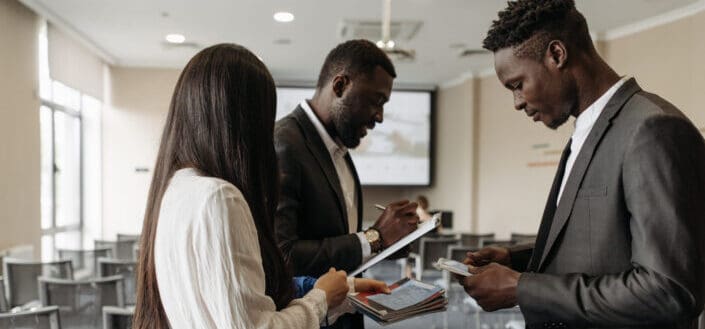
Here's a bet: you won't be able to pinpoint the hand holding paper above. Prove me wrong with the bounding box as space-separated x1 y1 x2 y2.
351 213 440 276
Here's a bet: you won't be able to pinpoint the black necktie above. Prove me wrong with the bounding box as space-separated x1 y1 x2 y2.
528 139 572 272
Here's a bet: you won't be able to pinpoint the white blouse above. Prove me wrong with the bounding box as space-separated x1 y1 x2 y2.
154 168 328 329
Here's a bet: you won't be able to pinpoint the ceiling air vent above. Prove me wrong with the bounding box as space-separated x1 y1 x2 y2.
161 41 201 50
339 20 422 43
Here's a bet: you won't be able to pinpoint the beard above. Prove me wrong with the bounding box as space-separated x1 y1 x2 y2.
547 107 572 130
329 97 362 148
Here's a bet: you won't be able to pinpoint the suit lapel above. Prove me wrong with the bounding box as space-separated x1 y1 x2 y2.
538 78 642 270
292 106 349 230
344 153 363 231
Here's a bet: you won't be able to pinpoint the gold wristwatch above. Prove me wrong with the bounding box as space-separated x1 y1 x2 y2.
364 227 383 253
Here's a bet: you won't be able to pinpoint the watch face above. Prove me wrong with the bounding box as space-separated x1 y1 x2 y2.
366 229 380 242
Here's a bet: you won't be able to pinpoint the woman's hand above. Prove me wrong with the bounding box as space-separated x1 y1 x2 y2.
314 268 349 308
354 278 391 294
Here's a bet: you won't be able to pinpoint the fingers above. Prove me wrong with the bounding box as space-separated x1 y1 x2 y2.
387 200 410 208
398 201 418 213
466 250 491 266
369 280 391 294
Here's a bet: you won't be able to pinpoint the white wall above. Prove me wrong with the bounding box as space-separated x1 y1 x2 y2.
101 67 180 238
0 0 41 252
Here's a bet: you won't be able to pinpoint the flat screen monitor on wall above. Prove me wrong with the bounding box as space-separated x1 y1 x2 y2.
276 87 433 186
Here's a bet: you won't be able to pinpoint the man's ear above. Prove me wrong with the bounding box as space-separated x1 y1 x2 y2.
331 74 350 98
545 40 568 70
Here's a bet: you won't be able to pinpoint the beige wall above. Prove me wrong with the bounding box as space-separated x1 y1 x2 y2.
603 10 705 128
102 67 180 238
48 24 105 100
474 76 573 239
404 80 476 232
472 10 705 239
0 0 41 252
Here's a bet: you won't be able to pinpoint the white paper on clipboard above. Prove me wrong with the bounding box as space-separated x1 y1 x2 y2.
350 213 441 277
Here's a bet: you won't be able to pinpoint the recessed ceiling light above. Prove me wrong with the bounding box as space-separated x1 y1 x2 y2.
165 34 185 44
273 11 295 23
376 40 395 49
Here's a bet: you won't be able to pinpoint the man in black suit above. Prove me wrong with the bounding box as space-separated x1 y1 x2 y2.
274 39 419 328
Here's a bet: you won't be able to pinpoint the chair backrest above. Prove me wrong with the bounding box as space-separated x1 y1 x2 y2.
0 305 62 329
102 306 134 329
480 239 517 248
459 233 495 248
447 245 479 262
3 259 73 308
116 234 140 242
510 233 537 244
419 237 460 271
57 248 112 279
98 259 136 306
94 241 137 261
131 245 139 262
2 245 35 261
0 276 7 312
39 276 124 329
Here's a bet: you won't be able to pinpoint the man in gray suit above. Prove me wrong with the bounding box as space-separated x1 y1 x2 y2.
458 1 705 328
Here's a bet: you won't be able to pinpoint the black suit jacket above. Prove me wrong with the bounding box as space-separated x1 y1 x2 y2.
274 106 365 328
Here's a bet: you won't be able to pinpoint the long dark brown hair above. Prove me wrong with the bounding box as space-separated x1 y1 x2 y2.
133 43 295 329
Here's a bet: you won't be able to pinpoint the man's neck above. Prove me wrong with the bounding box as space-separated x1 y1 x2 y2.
574 59 621 117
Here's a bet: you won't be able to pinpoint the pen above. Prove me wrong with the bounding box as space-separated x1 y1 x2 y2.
375 203 424 225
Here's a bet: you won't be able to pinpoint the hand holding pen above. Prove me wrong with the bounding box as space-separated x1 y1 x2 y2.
369 200 419 248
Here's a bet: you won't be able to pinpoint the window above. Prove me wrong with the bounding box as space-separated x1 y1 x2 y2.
39 22 102 261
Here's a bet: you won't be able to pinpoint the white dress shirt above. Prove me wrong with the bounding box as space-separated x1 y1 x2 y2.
154 168 328 329
300 101 372 259
557 77 628 204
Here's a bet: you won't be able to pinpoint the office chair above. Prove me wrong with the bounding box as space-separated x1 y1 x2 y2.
418 237 460 281
0 305 62 329
3 259 73 308
57 248 112 279
94 240 137 261
0 276 7 312
98 258 137 305
480 239 517 248
102 306 134 329
459 233 495 248
510 233 537 244
39 275 124 329
116 234 140 242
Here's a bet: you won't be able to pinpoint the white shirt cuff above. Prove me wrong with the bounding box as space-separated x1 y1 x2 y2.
356 231 372 260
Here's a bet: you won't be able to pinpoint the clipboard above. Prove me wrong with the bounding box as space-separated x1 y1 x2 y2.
350 213 441 276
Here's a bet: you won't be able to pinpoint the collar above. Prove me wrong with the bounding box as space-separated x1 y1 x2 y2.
300 100 348 156
573 77 628 140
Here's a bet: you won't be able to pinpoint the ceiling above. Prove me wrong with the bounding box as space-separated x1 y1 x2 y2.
25 0 700 85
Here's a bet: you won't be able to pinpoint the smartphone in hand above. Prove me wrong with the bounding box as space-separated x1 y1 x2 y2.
433 258 473 277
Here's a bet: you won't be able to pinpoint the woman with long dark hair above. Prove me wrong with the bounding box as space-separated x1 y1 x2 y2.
132 43 383 329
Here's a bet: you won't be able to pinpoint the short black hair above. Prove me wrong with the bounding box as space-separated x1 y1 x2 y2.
483 0 593 59
316 39 397 88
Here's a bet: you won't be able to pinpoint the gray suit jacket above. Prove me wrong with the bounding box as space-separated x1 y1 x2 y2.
511 79 705 329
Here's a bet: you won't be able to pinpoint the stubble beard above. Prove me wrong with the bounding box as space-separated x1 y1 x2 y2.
330 98 361 148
